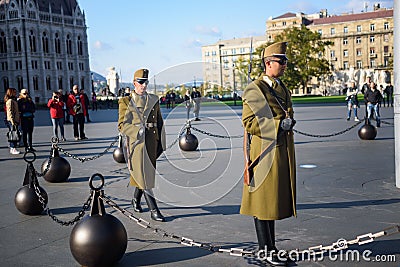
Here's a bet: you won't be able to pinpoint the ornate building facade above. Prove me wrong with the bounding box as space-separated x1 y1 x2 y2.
0 0 90 103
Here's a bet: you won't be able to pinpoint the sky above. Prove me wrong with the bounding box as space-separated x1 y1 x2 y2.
78 0 394 83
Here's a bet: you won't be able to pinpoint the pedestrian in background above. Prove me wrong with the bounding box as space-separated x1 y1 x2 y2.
80 89 91 122
184 89 192 120
48 91 66 141
91 92 98 111
364 82 383 127
241 42 296 266
384 82 394 107
18 89 36 152
67 85 88 140
63 90 71 124
4 88 21 154
345 81 359 122
191 87 202 121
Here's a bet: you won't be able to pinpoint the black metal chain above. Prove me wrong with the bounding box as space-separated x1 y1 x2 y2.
35 147 53 177
293 121 363 138
165 124 188 150
100 194 400 259
190 126 243 139
56 136 119 163
31 164 92 226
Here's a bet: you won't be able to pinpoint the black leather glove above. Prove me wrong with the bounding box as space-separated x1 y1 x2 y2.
280 118 294 131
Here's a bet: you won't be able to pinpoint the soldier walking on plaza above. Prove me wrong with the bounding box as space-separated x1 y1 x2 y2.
118 68 166 222
241 42 296 266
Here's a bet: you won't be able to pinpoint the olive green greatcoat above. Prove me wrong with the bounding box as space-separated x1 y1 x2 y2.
240 75 296 220
118 93 165 189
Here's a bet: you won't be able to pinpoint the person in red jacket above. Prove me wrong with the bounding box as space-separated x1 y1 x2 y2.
67 85 88 140
48 91 66 141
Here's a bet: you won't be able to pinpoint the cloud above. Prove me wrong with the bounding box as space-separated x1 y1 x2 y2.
93 40 113 50
125 37 145 46
194 26 222 37
185 38 203 48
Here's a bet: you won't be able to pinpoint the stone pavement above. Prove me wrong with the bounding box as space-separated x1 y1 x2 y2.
0 103 398 267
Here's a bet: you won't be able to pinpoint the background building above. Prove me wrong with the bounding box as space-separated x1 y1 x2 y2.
201 36 266 96
202 3 393 96
0 0 91 103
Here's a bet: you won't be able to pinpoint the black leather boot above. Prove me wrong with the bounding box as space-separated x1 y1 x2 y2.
131 188 143 213
144 192 165 222
254 218 286 266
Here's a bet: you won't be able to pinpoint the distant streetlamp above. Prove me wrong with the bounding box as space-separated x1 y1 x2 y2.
232 63 237 106
91 72 95 95
218 44 225 90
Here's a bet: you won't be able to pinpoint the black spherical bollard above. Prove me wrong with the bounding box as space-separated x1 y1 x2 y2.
15 185 48 215
358 118 377 140
70 174 127 267
42 147 71 183
179 133 199 151
113 134 126 163
113 147 126 163
70 214 127 267
15 151 48 215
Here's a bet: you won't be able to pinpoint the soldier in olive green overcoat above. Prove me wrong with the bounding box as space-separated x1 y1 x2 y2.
118 68 166 222
241 42 296 266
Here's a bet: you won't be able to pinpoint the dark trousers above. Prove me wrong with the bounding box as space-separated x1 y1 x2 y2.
73 113 86 138
21 117 34 148
387 94 394 106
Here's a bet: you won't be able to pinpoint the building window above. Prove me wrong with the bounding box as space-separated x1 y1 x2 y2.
343 61 349 70
57 61 62 70
33 76 39 91
2 77 9 92
384 34 389 42
356 48 362 56
370 24 375 31
370 36 375 43
68 62 74 70
17 76 23 90
318 29 322 35
343 50 348 57
0 31 7 53
357 25 361 32
31 60 38 69
343 38 348 45
46 76 51 90
384 22 389 30
384 57 389 67
42 32 49 54
356 37 361 44
58 76 63 89
44 61 51 69
77 35 83 55
356 60 362 69
13 30 22 52
1 61 8 70
80 77 85 90
330 28 335 35
330 50 335 58
29 30 36 52
343 26 348 33
66 34 72 55
15 60 22 70
282 21 286 26
79 62 84 71
231 48 236 55
370 59 376 68
55 32 61 54
370 47 375 55
70 77 74 89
